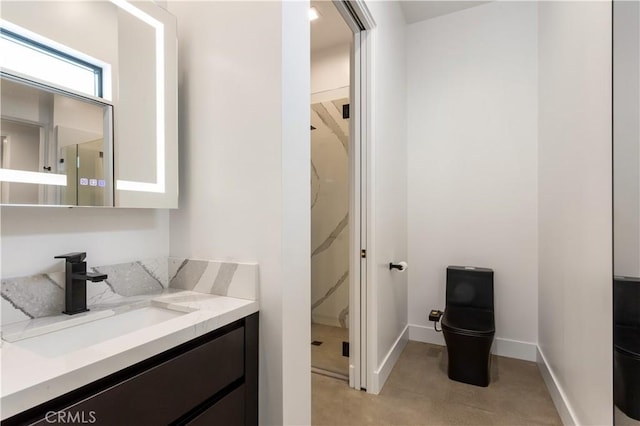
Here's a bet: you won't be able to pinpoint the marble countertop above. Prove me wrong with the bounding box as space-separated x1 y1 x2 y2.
0 289 259 420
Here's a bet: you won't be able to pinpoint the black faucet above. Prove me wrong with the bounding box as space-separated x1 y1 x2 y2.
55 252 108 315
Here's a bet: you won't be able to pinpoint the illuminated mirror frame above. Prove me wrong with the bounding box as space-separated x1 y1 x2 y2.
111 0 166 194
0 0 167 199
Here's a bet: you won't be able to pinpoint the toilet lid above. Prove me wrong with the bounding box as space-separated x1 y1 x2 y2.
615 325 640 358
441 307 495 335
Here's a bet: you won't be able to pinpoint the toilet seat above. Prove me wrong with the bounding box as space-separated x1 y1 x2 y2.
441 307 495 336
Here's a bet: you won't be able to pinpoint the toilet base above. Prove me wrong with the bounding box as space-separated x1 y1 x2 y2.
443 330 494 387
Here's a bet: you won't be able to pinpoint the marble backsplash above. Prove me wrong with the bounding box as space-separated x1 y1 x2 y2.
1 257 259 326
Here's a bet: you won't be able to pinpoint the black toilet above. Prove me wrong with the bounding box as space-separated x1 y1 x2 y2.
614 276 640 421
441 266 495 387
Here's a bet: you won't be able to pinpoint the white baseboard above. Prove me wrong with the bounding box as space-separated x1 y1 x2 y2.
408 324 537 362
370 324 409 394
537 347 579 426
409 323 446 345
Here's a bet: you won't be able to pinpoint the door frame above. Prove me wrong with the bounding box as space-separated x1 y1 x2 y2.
333 0 375 391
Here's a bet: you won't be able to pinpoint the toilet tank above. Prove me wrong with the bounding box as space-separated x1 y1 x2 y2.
446 266 494 311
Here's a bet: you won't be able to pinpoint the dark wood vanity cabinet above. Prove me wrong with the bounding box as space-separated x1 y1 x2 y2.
3 313 258 426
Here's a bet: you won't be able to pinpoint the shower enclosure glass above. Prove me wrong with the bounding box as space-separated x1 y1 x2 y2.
310 91 350 377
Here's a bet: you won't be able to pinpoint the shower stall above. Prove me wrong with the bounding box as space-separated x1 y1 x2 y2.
310 92 350 378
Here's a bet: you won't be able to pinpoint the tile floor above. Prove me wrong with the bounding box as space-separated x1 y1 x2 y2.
312 323 349 376
312 341 562 425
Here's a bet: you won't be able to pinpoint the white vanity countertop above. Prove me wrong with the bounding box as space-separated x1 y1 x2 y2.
0 290 259 420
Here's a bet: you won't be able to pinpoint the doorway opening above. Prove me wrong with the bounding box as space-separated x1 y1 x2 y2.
310 0 352 381
310 0 374 391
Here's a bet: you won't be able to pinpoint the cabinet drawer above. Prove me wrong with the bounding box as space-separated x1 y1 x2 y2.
32 326 245 425
186 385 245 426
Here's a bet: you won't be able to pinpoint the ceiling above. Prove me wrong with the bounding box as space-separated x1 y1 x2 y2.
309 1 490 52
399 1 490 24
310 1 352 53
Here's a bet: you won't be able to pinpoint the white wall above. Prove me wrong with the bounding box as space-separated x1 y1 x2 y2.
538 2 612 424
0 82 48 124
407 1 539 360
281 6 311 423
311 43 350 94
167 2 310 424
1 207 169 278
365 1 409 392
54 96 104 138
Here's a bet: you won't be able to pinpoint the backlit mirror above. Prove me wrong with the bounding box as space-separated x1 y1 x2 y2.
0 0 177 208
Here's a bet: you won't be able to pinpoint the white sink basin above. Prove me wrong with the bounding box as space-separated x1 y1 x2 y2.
4 306 188 358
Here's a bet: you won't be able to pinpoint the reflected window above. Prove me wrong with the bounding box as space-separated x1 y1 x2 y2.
0 28 102 98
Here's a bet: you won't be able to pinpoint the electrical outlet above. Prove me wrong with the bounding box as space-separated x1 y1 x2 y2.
428 309 443 322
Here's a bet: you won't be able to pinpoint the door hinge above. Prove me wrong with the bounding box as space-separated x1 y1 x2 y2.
361 249 366 259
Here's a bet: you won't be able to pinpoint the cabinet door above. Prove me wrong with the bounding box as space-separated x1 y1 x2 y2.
186 385 245 426
29 327 244 425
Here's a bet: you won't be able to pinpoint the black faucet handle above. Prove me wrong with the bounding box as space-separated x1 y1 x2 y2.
84 272 108 282
54 252 87 263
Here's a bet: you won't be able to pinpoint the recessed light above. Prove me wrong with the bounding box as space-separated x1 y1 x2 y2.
309 7 320 21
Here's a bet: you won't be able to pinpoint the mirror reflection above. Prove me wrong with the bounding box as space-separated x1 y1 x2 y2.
0 75 113 206
613 1 640 424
